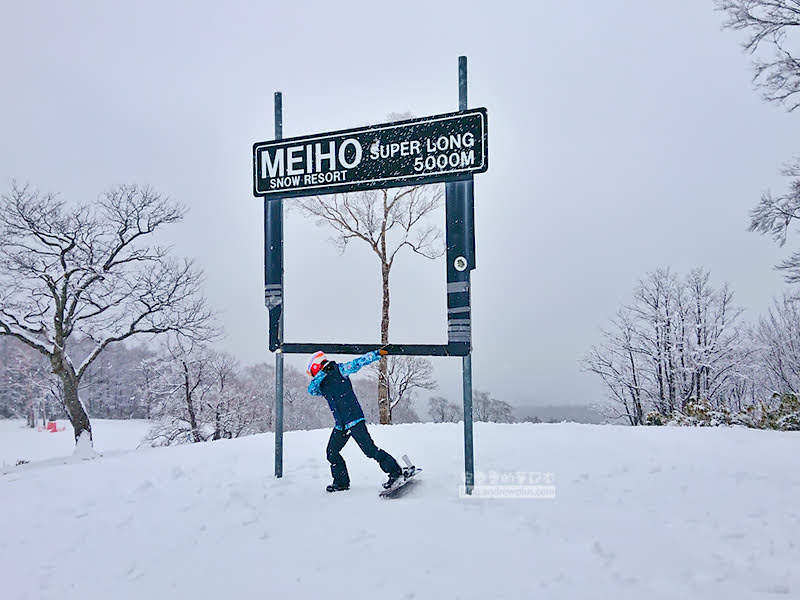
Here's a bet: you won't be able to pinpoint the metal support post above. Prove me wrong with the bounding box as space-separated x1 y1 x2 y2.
458 56 475 495
273 91 285 478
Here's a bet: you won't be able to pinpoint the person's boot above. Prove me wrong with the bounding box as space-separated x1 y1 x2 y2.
326 482 350 493
382 470 403 490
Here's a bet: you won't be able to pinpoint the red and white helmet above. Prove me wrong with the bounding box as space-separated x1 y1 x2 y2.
307 351 328 377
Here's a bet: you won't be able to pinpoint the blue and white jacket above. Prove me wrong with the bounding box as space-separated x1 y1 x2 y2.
308 351 381 430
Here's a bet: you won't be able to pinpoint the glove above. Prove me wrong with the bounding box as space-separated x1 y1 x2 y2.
378 348 389 356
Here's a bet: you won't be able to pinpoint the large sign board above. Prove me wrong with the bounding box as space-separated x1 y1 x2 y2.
253 108 487 198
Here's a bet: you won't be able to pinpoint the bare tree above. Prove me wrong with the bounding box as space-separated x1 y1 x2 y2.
295 175 443 424
205 351 240 440
493 399 515 423
391 397 422 424
584 308 647 425
473 392 514 423
370 355 438 422
148 342 276 444
428 395 461 423
470 389 513 423
199 351 276 440
716 1 800 110
716 2 800 279
146 340 214 445
239 362 275 430
0 184 215 446
748 160 800 281
138 354 161 421
473 389 490 422
751 293 800 394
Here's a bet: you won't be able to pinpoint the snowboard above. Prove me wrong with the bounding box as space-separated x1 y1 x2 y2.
379 455 420 498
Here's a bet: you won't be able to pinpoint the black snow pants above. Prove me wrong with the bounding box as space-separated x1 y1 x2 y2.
326 421 401 486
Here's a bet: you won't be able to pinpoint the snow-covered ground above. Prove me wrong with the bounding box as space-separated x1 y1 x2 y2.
1 421 798 600
0 419 151 469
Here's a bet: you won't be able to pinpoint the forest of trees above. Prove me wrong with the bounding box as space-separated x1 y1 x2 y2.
584 268 800 430
0 334 517 443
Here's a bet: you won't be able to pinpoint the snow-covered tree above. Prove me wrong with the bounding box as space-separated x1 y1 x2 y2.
283 364 331 431
78 341 157 419
472 389 514 423
0 337 60 425
146 341 214 445
716 0 800 111
583 307 646 425
750 293 800 395
428 395 461 423
0 184 215 446
717 2 800 279
584 268 748 424
146 343 275 445
238 362 275 431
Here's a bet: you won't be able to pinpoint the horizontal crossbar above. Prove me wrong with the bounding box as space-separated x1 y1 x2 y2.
280 342 470 357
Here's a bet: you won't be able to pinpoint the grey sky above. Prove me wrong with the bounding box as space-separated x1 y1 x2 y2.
1 0 798 409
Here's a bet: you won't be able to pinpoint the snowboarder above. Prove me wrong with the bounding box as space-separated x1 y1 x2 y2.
307 349 403 493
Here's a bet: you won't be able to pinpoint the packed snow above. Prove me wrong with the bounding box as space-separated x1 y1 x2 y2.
1 420 798 599
0 419 151 470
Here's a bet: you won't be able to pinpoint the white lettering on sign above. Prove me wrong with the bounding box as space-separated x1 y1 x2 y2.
269 170 348 190
315 141 336 172
370 139 422 160
425 132 476 153
262 150 284 178
368 131 478 174
261 139 363 180
413 150 475 173
269 175 302 189
286 146 304 176
338 139 363 169
303 170 348 185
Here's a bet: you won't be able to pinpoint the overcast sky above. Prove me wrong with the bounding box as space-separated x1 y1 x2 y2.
2 0 799 410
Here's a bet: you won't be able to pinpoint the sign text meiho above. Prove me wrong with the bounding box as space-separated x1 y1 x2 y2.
262 139 363 190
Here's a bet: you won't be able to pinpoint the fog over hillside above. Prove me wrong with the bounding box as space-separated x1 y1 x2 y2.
513 403 607 424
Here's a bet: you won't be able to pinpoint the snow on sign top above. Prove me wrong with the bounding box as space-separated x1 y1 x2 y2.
252 108 488 198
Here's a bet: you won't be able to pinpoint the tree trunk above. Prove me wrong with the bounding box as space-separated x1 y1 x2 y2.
183 361 202 443
378 260 391 424
61 372 92 445
378 207 392 425
213 409 221 441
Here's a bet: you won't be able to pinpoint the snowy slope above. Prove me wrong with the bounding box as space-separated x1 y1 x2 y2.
1 421 798 600
0 419 151 469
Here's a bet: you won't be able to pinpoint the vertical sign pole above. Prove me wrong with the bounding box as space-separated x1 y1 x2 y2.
273 91 285 478
459 56 475 495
